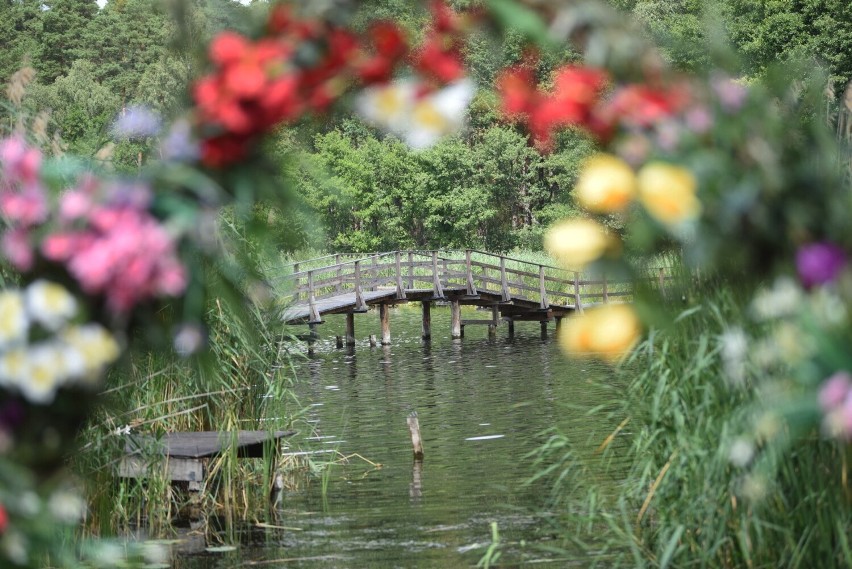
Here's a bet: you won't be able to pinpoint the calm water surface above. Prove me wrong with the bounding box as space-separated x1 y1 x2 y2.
179 304 624 568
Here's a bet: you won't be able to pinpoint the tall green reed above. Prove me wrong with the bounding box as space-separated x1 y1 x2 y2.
532 283 852 568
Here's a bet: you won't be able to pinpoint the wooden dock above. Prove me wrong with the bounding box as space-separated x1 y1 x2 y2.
279 249 642 343
119 430 295 500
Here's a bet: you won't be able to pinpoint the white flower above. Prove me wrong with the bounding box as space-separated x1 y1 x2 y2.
0 289 28 349
25 279 78 331
48 489 86 523
355 78 476 149
19 342 66 404
0 347 27 387
750 277 801 321
61 324 120 379
728 438 754 467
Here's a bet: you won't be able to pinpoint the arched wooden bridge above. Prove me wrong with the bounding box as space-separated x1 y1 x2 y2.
280 250 652 344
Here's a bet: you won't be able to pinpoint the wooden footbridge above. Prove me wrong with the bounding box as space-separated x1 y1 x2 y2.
280 250 641 344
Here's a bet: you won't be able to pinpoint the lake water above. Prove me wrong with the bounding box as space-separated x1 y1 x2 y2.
178 303 624 567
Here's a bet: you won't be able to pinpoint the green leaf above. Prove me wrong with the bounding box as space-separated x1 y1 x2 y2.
485 0 555 50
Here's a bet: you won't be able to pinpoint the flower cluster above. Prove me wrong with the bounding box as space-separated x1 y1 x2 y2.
497 63 688 150
411 0 470 85
0 281 119 404
0 137 187 313
194 5 409 166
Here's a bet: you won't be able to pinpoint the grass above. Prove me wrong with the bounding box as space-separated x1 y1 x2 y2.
529 280 852 567
72 297 311 538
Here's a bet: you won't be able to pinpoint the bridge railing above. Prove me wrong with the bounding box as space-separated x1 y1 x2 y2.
283 249 674 318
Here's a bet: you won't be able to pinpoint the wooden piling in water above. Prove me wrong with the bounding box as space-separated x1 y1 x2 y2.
379 303 391 345
369 334 377 347
345 313 356 346
407 412 424 459
540 320 548 339
451 300 462 339
507 319 515 338
421 301 432 340
335 335 343 349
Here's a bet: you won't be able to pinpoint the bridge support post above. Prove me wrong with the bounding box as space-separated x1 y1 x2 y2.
450 300 462 339
308 323 318 355
421 302 432 340
507 319 515 339
540 320 548 339
488 305 498 339
555 316 563 336
379 304 391 345
345 313 356 347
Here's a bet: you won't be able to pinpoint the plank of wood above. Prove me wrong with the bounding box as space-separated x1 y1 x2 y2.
123 430 295 459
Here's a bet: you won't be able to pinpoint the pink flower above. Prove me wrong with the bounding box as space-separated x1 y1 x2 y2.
59 190 93 221
819 371 852 411
0 136 42 185
1 227 33 270
0 189 48 227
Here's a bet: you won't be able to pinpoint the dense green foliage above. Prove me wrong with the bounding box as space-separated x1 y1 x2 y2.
3 0 850 251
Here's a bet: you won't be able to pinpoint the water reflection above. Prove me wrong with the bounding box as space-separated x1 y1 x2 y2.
179 305 624 568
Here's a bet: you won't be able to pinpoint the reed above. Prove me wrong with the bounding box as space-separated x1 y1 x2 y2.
72 297 310 537
531 282 852 567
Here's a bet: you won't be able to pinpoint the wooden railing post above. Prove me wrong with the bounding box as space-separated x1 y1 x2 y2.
408 251 415 289
293 262 301 301
465 249 478 296
395 251 406 299
500 256 511 302
431 251 444 298
573 271 584 313
335 254 342 293
602 274 609 304
354 260 367 310
370 255 378 291
308 270 321 323
539 265 549 309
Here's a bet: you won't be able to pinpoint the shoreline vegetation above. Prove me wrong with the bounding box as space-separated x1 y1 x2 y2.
0 0 850 566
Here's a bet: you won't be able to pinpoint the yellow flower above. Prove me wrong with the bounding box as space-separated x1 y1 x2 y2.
0 290 28 349
637 161 701 226
574 154 637 213
544 218 617 268
559 304 642 363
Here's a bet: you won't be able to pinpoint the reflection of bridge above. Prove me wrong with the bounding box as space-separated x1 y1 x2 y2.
280 250 635 344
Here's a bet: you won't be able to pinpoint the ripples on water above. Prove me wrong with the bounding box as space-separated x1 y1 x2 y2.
179 305 625 568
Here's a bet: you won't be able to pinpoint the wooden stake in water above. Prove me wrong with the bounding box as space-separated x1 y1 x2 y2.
407 411 424 459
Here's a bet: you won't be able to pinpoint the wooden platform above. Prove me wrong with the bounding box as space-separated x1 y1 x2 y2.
119 430 295 497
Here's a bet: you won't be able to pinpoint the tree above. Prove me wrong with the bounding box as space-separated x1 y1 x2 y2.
35 0 98 83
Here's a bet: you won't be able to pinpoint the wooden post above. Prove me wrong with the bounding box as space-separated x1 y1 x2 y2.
293 263 301 301
574 271 584 314
307 323 318 355
539 265 549 309
540 320 548 339
507 318 515 338
431 251 444 298
465 249 477 295
555 316 563 335
369 334 377 347
451 299 462 339
421 302 432 340
603 274 609 304
500 256 511 302
370 255 378 291
345 313 356 346
335 335 343 349
408 251 415 289
354 260 367 310
488 305 498 338
395 251 406 299
407 412 424 459
308 271 321 323
379 303 391 345
335 254 342 293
